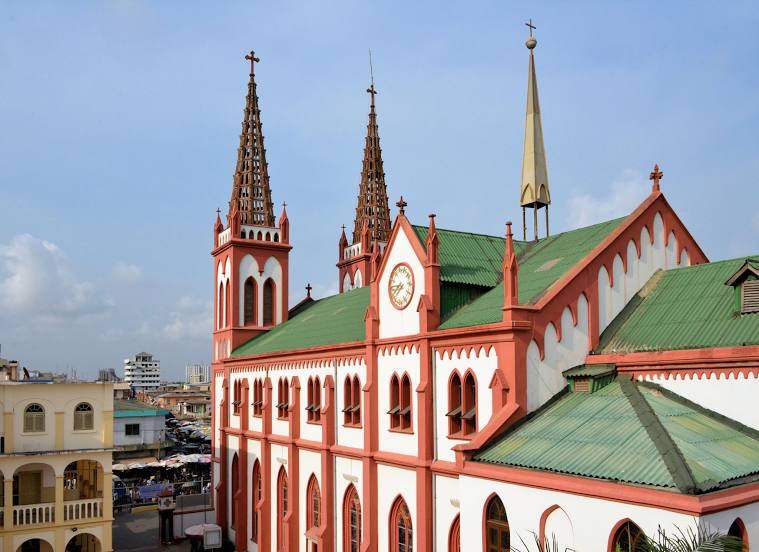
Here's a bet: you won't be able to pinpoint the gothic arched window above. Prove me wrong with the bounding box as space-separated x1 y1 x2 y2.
244 277 256 325
231 453 239 529
449 514 460 552
447 373 462 435
277 467 288 552
485 495 509 552
344 485 361 552
462 372 477 435
307 475 321 529
400 374 412 431
251 460 261 543
263 278 275 325
390 496 413 552
389 374 401 429
610 521 645 552
277 377 289 419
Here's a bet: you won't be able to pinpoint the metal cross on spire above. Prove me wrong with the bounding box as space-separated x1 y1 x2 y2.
525 18 536 36
367 49 378 106
245 50 260 76
396 196 407 215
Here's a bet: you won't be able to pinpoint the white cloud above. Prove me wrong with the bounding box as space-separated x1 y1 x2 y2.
112 262 143 284
162 296 212 341
565 169 650 230
0 234 109 319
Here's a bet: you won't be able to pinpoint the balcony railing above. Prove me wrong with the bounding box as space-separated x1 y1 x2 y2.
13 502 54 527
64 498 103 521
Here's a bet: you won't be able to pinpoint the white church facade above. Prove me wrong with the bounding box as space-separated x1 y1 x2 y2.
210 38 759 552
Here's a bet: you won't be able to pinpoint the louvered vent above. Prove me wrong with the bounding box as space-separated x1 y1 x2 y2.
742 279 759 314
574 378 590 393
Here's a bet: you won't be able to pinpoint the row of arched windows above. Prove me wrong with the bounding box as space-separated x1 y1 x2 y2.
389 373 412 431
447 371 477 437
217 279 231 330
243 277 276 326
21 402 94 433
343 375 361 426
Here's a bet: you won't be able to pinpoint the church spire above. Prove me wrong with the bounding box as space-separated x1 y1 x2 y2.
351 55 391 245
519 20 551 241
229 50 275 227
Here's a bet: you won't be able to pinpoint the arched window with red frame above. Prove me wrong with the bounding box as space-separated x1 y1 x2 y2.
609 520 645 552
307 376 322 423
390 496 413 552
251 460 261 543
343 484 361 552
263 278 275 325
447 372 462 436
343 376 353 426
277 467 288 552
244 277 257 326
231 453 239 529
352 376 361 425
251 379 263 417
448 514 460 552
233 380 241 415
225 279 231 327
307 475 321 530
462 372 477 435
728 518 748 548
389 374 401 429
277 377 289 419
484 495 509 552
400 374 412 431
217 282 224 329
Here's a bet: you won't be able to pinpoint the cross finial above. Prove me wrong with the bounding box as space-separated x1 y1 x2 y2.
306 283 312 298
649 163 664 192
282 201 287 209
367 49 378 107
245 50 260 76
525 18 536 36
341 224 346 231
396 195 407 215
216 208 221 217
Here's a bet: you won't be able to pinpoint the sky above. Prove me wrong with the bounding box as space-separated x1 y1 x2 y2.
1 1 758 380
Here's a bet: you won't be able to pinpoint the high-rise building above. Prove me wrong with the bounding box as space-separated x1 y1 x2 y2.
186 363 211 384
123 352 160 392
97 368 121 382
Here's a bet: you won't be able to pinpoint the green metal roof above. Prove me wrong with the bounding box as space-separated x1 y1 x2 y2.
232 287 370 357
562 363 616 378
473 379 759 493
113 400 170 418
596 256 759 354
439 217 626 329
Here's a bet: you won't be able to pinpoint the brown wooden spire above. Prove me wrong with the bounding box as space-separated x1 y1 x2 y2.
229 50 275 227
352 79 391 244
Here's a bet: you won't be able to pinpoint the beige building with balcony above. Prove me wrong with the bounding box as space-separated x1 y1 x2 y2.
0 372 113 552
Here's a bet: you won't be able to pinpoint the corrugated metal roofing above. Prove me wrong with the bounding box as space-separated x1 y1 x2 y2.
114 400 170 418
596 256 759 353
473 381 759 493
232 287 369 357
562 364 616 378
439 217 625 328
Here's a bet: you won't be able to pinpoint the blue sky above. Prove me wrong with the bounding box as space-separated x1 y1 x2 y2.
1 1 758 380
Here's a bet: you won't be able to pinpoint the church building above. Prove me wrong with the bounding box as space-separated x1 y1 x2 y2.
211 32 759 552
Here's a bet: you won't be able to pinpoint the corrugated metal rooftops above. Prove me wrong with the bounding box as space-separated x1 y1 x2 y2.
474 369 759 494
596 256 759 354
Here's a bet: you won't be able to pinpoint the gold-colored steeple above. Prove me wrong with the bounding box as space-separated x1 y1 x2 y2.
520 20 551 241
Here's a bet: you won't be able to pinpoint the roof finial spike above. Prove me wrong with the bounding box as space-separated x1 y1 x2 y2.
649 163 663 193
396 195 407 216
525 19 537 49
367 49 377 108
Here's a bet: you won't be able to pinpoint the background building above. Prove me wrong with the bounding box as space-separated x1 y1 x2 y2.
185 363 210 385
96 368 120 383
0 361 114 552
122 352 160 392
112 400 169 462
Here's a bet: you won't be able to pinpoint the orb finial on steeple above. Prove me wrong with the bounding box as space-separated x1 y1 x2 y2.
525 19 537 49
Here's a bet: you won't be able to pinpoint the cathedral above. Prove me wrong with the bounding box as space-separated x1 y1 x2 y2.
210 32 759 552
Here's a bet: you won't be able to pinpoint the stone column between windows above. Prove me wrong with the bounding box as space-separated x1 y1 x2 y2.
3 413 13 452
55 412 65 449
55 474 64 524
4 478 13 526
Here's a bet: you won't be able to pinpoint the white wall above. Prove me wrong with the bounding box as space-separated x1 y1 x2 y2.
377 348 419 457
378 228 424 339
334 455 364 552
377 464 416 552
526 294 590 412
298 449 322 552
434 474 460 552
643 372 759 430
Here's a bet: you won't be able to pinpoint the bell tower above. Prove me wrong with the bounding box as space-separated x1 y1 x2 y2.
212 50 292 363
337 64 392 292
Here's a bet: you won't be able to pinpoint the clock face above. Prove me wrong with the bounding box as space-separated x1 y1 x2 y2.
388 263 414 309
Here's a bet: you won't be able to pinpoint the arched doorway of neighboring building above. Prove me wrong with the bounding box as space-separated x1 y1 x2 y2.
65 533 102 552
16 539 53 552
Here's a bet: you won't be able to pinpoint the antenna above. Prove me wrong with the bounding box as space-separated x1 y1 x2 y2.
369 48 374 88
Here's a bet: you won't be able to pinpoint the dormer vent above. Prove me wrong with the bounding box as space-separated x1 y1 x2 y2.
724 258 759 315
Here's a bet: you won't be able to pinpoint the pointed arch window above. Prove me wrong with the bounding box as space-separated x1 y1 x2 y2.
728 518 747 547
277 377 289 419
447 373 462 435
610 521 645 552
400 374 412 431
343 485 361 552
449 515 460 552
462 372 477 435
307 475 321 530
485 495 509 552
343 375 361 427
251 460 261 543
277 467 288 552
390 496 413 552
252 379 263 417
233 380 243 415
225 279 231 327
263 278 275 325
244 277 257 326
231 453 240 529
388 374 400 429
218 282 224 329
307 376 321 423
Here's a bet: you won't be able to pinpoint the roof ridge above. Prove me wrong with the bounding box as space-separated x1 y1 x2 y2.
619 378 698 494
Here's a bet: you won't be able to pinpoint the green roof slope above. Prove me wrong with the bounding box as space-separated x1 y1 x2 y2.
114 400 169 418
232 287 370 357
439 217 625 329
474 380 759 493
597 256 759 353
